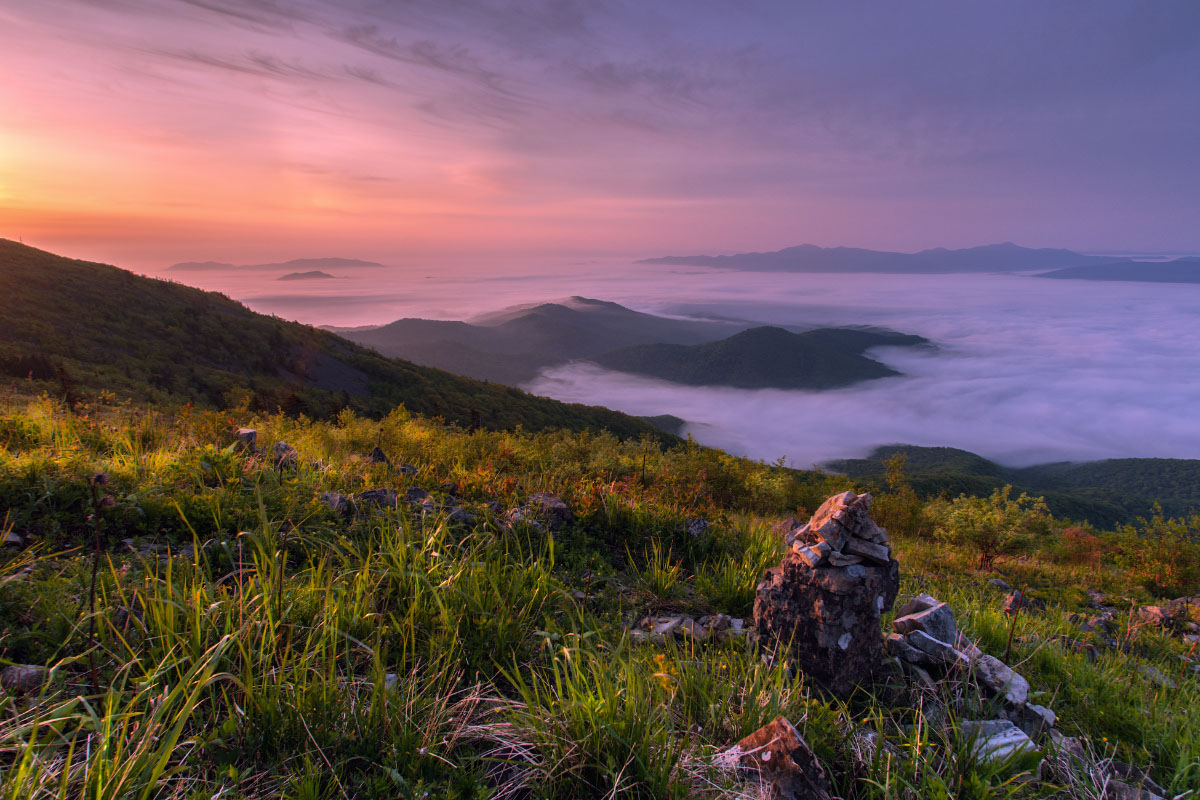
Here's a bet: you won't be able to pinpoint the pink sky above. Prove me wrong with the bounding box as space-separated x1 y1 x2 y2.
2 1 1198 270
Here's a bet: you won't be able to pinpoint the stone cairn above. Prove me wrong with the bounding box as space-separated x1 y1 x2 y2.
754 490 899 696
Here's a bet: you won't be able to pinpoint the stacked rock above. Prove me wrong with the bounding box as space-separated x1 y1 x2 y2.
754 490 899 697
786 490 893 568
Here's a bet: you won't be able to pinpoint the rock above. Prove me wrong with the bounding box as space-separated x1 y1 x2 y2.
1003 590 1046 616
1108 762 1167 799
398 464 418 477
975 654 1030 707
792 541 829 568
807 491 858 551
773 517 805 542
953 632 984 661
755 557 899 696
1017 703 1056 738
403 487 429 504
1137 665 1176 689
445 507 475 525
319 492 354 515
650 616 684 636
271 441 297 469
886 633 925 664
679 617 708 641
826 551 863 567
1087 590 1108 607
1103 780 1165 800
845 537 891 564
502 508 544 532
906 630 969 667
896 593 940 619
717 716 832 800
892 601 957 645
960 720 1038 765
234 427 257 452
2 531 23 548
1136 606 1169 628
989 577 1013 591
0 664 49 695
368 446 392 468
526 493 575 530
355 489 398 509
384 672 399 691
1052 635 1100 662
683 517 710 537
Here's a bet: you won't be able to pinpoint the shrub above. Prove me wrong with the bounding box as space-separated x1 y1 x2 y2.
930 486 1051 570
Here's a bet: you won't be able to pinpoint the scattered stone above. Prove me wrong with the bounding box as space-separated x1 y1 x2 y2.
975 654 1030 706
896 592 941 619
906 630 969 667
445 507 474 525
1052 635 1100 662
1016 703 1056 738
398 464 418 477
892 601 957 645
368 446 392 468
271 441 297 469
1137 664 1177 689
1108 761 1167 799
355 489 398 509
2 531 23 548
772 517 805 541
1086 590 1108 607
1003 590 1046 616
319 492 354 515
234 427 257 452
682 517 710 537
1104 779 1166 800
0 665 49 695
526 493 575 530
886 633 926 664
960 720 1038 765
717 716 832 800
384 672 399 691
1137 606 1169 627
989 577 1013 591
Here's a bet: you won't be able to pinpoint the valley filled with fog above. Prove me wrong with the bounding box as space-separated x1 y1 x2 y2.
161 260 1200 468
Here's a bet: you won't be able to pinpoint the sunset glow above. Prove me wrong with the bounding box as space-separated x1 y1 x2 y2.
2 1 1198 268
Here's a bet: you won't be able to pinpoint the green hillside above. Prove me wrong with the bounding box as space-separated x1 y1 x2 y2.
828 444 1200 525
590 326 929 389
0 240 672 441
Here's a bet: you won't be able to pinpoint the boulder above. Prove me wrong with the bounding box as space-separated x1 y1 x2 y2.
896 593 940 619
526 493 575 530
404 487 430 505
892 601 957 645
368 446 392 468
960 720 1038 765
398 464 418 477
271 441 297 469
355 489 398 509
1137 606 1169 627
682 517 710 537
0 664 49 695
234 427 257 452
319 492 354 515
717 717 832 800
975 654 1030 706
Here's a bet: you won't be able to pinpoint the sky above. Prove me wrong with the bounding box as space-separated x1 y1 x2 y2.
2 0 1199 268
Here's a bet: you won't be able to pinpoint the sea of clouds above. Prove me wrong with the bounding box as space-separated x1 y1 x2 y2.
172 259 1200 468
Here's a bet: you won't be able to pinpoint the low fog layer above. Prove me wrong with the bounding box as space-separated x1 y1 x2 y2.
174 259 1200 467
527 270 1200 467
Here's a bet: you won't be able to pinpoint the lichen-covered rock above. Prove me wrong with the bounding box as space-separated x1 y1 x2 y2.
960 720 1038 764
319 492 354 515
526 493 575 530
271 441 297 469
234 427 257 453
355 489 398 509
975 654 1030 706
0 664 49 695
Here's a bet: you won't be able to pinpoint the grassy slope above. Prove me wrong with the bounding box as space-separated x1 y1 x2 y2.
829 444 1200 526
0 239 673 442
589 326 929 389
1 396 1197 798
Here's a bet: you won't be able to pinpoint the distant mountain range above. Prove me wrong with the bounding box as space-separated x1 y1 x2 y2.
330 297 929 390
168 257 382 271
1036 257 1200 284
278 270 337 281
827 444 1200 526
641 242 1125 273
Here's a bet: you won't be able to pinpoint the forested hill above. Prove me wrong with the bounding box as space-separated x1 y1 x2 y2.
0 239 674 441
828 444 1200 526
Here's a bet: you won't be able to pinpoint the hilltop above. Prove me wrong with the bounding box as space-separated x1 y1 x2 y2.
641 242 1124 273
333 297 929 389
1036 257 1200 284
0 240 672 440
277 270 337 281
590 326 930 389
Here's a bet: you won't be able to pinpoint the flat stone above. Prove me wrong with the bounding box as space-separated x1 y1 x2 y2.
792 542 827 568
960 719 1038 765
718 716 832 800
827 551 864 566
989 578 1013 591
651 616 684 636
845 536 891 564
892 601 957 645
906 630 969 667
975 654 1030 707
1021 703 1056 738
886 633 925 664
896 593 941 619
1137 606 1169 627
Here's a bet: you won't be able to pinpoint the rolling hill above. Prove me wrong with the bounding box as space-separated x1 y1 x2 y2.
589 326 930 389
0 240 674 440
827 444 1200 525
